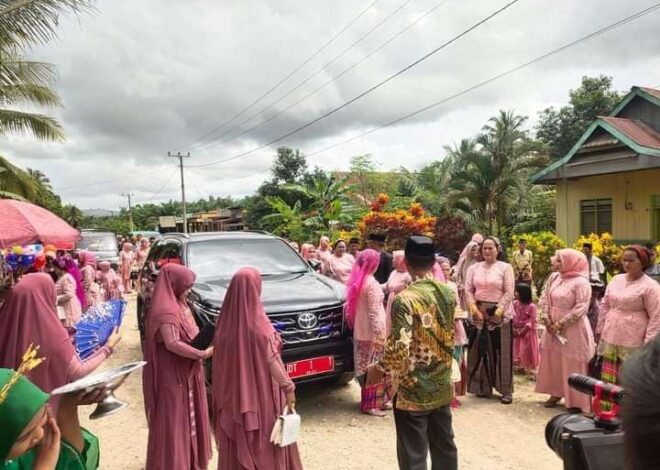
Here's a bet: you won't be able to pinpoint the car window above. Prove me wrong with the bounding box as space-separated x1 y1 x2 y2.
187 238 309 281
76 233 117 251
156 240 182 267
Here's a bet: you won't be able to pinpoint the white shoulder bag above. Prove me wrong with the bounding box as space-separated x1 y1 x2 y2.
269 406 301 447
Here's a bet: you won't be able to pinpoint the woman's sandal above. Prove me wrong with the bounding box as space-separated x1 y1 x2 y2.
544 397 561 408
501 394 513 405
365 409 388 417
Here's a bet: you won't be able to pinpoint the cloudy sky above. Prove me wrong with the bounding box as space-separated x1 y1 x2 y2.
4 0 660 210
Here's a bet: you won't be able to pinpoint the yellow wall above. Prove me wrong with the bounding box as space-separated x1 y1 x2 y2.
556 168 660 243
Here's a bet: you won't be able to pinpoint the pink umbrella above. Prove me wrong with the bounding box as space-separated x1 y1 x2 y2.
0 200 80 249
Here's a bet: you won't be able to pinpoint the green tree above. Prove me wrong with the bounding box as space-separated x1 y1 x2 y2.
536 75 622 161
0 155 36 199
271 147 307 184
260 197 306 240
401 156 458 217
62 204 83 227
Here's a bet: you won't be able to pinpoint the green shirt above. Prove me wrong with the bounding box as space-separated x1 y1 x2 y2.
3 429 99 470
379 278 455 411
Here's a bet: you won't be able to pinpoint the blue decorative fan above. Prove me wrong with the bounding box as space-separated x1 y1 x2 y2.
74 300 126 360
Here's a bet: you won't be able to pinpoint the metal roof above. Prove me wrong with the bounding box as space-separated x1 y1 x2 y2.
599 117 660 150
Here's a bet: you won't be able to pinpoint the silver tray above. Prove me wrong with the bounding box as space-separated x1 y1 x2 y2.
51 361 146 395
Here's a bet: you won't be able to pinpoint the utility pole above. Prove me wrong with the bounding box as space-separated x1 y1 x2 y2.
168 152 191 233
121 192 135 232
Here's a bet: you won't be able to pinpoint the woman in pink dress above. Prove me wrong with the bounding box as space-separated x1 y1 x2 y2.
384 250 412 336
512 283 540 373
325 239 355 284
78 251 100 310
97 261 123 301
136 238 151 269
454 241 479 312
315 236 332 272
346 249 388 416
143 264 213 470
0 273 119 411
54 255 84 329
465 237 516 404
535 249 594 411
212 267 303 470
596 245 660 389
119 242 135 293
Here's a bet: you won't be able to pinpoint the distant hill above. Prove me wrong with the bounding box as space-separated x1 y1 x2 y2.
83 209 115 217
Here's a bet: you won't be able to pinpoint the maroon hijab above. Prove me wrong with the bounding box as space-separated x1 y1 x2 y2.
212 267 288 468
0 273 75 406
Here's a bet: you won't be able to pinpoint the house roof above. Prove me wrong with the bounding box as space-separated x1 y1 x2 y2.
610 86 660 116
639 87 660 100
599 116 660 150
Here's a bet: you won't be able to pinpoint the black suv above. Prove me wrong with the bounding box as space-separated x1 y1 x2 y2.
137 231 353 384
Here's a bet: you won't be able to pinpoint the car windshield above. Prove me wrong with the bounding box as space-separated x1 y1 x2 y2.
187 238 309 280
76 234 117 251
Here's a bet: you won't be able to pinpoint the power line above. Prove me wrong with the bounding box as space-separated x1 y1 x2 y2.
189 0 522 168
188 0 452 155
183 0 417 153
169 0 380 152
142 169 179 204
308 2 660 157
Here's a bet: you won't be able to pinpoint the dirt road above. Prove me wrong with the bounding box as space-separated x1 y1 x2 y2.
81 295 563 469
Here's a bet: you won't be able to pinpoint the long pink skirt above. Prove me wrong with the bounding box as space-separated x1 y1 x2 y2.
513 329 540 371
535 349 591 412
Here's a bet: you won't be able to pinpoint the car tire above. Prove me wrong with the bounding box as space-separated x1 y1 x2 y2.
334 372 355 387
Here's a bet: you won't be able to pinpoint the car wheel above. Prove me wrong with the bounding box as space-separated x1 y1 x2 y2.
334 372 355 387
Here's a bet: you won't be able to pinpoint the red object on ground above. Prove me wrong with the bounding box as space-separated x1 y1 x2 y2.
0 200 80 249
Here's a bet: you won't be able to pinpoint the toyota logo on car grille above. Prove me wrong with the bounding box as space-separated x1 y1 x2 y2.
297 313 318 330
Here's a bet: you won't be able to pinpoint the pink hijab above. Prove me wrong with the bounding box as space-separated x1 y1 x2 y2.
122 242 133 253
55 254 86 310
556 249 589 279
78 250 97 269
0 273 75 408
213 267 297 469
142 264 211 469
300 243 315 261
318 236 331 252
345 249 380 329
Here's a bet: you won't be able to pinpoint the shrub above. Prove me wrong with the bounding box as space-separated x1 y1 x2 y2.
509 231 566 293
572 233 624 276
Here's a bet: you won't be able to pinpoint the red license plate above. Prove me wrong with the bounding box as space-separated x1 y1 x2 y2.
286 356 334 379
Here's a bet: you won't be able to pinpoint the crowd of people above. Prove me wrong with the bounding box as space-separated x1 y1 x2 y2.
1 229 660 469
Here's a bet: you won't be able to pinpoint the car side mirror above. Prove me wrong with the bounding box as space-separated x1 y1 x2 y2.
308 259 321 271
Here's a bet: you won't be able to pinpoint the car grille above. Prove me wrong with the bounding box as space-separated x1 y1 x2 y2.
270 306 345 345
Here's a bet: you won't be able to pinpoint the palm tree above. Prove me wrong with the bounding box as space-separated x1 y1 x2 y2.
0 1 93 141
27 167 51 189
0 155 36 199
62 203 83 227
450 111 547 235
260 196 305 240
401 155 460 217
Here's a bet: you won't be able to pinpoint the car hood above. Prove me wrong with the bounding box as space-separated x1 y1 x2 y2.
192 272 345 313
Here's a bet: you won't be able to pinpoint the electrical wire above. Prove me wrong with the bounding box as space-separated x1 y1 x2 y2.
188 0 453 154
183 0 417 153
141 169 179 204
188 0 522 168
169 0 380 152
307 1 660 157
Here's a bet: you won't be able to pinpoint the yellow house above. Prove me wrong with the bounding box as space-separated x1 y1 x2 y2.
533 86 660 244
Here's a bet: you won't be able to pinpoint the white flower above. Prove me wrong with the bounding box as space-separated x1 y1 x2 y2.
397 328 412 348
421 313 433 328
404 312 413 326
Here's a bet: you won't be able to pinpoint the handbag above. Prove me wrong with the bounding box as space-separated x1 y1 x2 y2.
269 406 301 448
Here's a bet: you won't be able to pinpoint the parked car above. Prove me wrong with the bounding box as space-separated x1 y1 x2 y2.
75 230 120 268
137 231 353 384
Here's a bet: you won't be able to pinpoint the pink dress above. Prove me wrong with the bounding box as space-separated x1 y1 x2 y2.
80 264 101 309
56 272 83 327
325 253 355 284
315 249 332 274
512 301 540 370
385 270 412 336
353 276 387 376
535 275 595 412
447 281 468 347
120 249 135 282
596 274 660 348
98 268 123 301
136 247 151 269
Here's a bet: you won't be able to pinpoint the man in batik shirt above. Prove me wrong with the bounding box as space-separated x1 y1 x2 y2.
367 235 457 470
511 238 533 284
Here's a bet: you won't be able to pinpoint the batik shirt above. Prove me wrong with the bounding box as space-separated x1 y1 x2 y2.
511 249 533 281
378 278 455 411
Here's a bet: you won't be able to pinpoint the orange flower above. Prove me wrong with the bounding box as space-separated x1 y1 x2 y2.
377 193 390 206
408 203 424 218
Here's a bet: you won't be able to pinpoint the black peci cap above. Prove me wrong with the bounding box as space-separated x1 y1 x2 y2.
405 235 435 260
349 238 360 244
368 233 386 242
518 238 527 243
582 242 593 249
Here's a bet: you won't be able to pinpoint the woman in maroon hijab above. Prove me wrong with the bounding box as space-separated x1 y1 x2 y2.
142 264 213 470
212 267 302 470
0 273 119 410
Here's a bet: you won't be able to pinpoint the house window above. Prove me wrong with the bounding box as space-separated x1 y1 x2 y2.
580 198 612 235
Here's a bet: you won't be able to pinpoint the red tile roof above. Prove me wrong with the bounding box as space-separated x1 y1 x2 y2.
640 87 660 100
600 116 660 150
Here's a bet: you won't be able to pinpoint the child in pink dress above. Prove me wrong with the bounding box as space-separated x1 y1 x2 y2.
513 283 540 374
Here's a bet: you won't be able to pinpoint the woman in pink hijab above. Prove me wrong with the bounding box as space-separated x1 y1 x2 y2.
384 250 411 335
136 238 151 269
53 255 84 329
78 251 101 310
143 264 213 470
97 261 123 300
212 267 302 470
0 273 119 410
300 243 316 261
346 249 388 416
119 242 135 293
324 239 355 284
535 249 595 412
315 236 332 272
